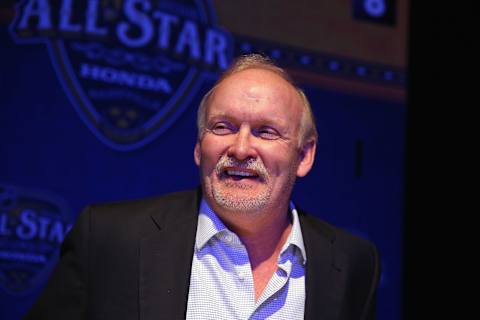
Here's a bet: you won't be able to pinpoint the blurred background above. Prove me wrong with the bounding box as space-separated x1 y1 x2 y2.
0 0 411 319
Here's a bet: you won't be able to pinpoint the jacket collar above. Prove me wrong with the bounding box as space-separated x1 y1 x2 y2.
299 211 346 320
138 189 345 320
139 188 201 320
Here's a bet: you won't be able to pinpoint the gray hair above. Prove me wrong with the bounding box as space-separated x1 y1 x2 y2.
196 54 318 148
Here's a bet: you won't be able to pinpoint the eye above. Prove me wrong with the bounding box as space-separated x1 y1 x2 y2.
210 122 235 135
254 127 281 140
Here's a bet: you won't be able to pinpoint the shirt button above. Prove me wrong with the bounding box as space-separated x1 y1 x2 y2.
224 234 233 243
238 272 245 281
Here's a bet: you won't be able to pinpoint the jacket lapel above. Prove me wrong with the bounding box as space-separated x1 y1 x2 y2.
300 213 347 320
137 192 346 319
139 189 200 320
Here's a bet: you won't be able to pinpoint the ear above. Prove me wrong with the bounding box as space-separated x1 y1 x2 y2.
296 139 316 177
194 142 201 166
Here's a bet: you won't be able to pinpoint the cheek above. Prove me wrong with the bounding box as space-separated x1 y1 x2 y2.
262 145 299 174
199 139 225 170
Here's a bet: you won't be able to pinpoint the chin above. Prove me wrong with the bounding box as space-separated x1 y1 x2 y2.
211 184 272 213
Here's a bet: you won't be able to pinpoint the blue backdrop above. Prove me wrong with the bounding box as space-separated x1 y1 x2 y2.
1 1 405 318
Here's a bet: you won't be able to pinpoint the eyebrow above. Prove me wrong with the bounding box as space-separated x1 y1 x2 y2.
207 113 288 127
206 114 293 138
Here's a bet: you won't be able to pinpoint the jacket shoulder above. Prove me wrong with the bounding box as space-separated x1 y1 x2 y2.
299 210 380 319
298 209 378 260
88 188 200 218
76 188 201 242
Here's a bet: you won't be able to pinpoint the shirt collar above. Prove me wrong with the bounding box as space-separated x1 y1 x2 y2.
195 199 229 250
283 201 307 264
195 198 307 264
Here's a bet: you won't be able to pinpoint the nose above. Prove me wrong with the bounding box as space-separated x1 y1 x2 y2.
227 125 257 161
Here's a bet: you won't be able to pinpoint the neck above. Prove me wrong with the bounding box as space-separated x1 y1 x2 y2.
213 202 293 267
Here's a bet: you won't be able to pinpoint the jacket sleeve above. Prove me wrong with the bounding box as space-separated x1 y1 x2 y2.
360 241 381 320
23 207 91 320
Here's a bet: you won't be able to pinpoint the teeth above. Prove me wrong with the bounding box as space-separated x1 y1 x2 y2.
226 170 256 177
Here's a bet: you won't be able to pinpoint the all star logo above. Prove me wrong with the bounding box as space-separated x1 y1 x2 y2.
0 183 72 295
10 0 233 151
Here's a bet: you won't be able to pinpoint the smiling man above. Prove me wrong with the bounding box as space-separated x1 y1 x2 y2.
25 55 380 320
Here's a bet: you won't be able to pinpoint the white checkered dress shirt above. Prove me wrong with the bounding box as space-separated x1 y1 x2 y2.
186 199 306 319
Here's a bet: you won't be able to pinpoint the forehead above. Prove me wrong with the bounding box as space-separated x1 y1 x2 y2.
207 68 302 124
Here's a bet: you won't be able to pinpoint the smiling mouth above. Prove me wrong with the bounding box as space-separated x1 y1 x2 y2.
222 168 260 181
215 155 268 183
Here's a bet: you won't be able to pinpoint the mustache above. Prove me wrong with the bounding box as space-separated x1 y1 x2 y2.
215 155 269 181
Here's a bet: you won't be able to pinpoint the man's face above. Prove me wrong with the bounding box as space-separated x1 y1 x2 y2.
194 68 315 215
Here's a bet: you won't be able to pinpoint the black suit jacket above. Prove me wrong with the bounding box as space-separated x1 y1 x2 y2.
25 189 380 320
